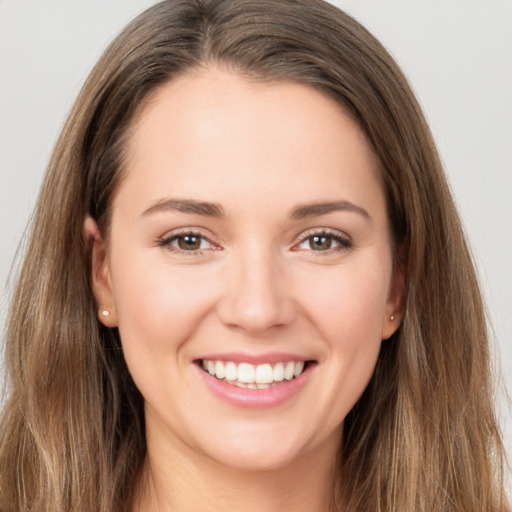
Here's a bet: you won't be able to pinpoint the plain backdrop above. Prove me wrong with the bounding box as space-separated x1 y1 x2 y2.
1 0 511 485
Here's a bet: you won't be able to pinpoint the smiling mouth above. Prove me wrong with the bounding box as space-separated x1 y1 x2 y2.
197 359 312 389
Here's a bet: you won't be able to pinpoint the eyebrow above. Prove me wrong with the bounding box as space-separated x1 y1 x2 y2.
141 198 225 218
141 198 370 221
290 200 371 221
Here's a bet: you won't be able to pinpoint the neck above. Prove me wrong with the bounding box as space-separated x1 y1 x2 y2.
134 427 341 512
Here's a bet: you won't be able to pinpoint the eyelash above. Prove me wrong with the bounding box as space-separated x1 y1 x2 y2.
293 229 352 254
157 229 217 255
157 228 352 256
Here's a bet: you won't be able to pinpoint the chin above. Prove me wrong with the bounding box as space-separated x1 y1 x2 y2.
193 423 318 473
207 445 301 473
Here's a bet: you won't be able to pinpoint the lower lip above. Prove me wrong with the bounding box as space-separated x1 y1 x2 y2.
195 363 314 409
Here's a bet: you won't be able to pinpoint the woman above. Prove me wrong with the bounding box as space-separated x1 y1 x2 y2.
0 0 509 510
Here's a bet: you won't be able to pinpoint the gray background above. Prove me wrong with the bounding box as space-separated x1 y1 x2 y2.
1 0 510 486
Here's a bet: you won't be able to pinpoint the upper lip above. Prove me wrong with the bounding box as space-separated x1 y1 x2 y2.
195 352 313 365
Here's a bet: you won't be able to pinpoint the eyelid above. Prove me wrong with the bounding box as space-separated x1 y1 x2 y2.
157 227 221 254
156 227 352 255
292 227 352 252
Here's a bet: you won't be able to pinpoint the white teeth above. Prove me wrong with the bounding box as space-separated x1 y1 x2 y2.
284 362 295 380
293 361 304 377
273 362 285 382
200 359 308 387
215 361 226 379
255 363 274 384
225 362 237 381
238 363 255 383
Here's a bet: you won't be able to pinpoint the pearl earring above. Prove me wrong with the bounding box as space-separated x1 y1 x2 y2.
390 315 395 321
101 310 110 317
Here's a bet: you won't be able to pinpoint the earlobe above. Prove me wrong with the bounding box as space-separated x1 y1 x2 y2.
381 258 405 341
84 216 118 327
382 313 400 341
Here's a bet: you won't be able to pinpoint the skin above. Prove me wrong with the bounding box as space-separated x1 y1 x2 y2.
86 68 403 511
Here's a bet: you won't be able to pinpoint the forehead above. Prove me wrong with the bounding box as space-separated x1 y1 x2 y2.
117 68 384 218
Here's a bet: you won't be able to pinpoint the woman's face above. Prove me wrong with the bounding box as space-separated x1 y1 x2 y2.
89 68 402 472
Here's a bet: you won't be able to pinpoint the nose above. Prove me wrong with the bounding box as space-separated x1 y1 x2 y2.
216 245 297 335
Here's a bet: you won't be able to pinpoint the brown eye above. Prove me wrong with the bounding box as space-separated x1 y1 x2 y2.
295 231 352 253
309 235 332 251
161 232 213 252
177 234 202 250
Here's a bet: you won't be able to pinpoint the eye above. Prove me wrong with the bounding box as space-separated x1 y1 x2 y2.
158 231 217 253
294 230 352 253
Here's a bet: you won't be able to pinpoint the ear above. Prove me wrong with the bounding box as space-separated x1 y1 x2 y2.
381 253 406 341
84 216 118 327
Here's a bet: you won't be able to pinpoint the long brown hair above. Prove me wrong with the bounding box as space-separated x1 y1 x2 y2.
1 1 509 510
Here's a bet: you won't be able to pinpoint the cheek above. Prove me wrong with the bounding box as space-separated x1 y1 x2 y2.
301 259 391 415
297 259 391 344
109 247 220 356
